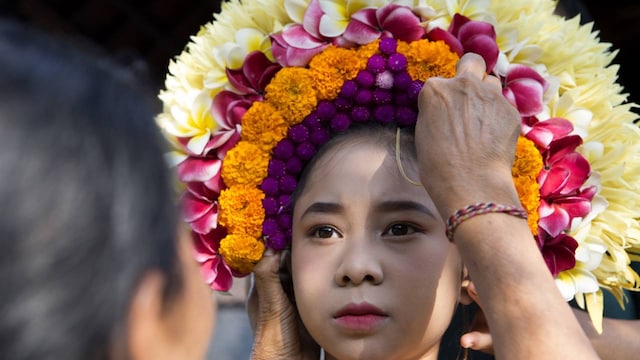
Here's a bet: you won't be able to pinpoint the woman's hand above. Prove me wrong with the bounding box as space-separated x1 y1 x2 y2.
415 53 598 359
460 303 640 359
247 249 319 360
414 52 522 219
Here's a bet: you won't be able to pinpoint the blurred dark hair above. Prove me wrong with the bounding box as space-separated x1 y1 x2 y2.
0 19 180 359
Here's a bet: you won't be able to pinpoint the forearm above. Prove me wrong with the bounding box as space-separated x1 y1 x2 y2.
454 213 599 359
414 53 599 358
574 308 640 360
251 315 296 360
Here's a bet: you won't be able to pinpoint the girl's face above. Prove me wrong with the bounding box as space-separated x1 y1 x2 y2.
292 142 462 360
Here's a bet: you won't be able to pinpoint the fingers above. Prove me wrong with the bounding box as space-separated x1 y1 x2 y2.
251 249 287 302
253 248 280 278
457 52 502 92
483 73 502 90
246 249 284 332
248 249 310 360
246 274 259 332
456 52 487 79
460 331 495 354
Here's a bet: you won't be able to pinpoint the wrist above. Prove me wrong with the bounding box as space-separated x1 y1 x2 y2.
446 202 528 242
252 326 302 360
421 167 520 220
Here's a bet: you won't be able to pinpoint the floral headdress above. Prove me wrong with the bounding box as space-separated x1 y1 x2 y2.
157 0 640 331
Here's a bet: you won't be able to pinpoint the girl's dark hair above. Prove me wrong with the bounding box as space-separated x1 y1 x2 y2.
0 19 180 359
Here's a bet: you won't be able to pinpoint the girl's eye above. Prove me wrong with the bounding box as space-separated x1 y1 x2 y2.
311 226 341 238
384 223 417 236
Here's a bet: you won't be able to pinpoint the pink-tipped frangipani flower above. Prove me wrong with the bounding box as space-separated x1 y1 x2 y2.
537 136 594 236
541 136 590 196
192 230 233 291
177 157 223 194
428 14 499 73
301 0 324 38
538 187 595 237
269 0 328 67
537 232 579 276
343 4 425 45
181 190 219 235
226 51 281 96
206 91 248 158
272 2 425 66
271 24 330 67
523 116 575 149
502 64 549 117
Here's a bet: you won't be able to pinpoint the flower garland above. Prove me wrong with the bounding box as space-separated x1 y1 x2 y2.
157 0 640 332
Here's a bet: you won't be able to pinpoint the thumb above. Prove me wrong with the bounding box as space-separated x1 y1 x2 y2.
460 331 495 355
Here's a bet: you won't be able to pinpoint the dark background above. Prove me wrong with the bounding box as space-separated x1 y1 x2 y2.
2 0 639 109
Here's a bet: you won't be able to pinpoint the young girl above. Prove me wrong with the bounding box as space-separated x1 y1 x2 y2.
268 125 469 360
248 54 597 360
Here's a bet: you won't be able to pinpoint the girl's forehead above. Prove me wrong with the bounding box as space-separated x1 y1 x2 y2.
305 143 387 183
299 144 426 203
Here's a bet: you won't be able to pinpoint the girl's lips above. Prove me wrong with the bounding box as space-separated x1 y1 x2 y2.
333 302 389 332
334 302 387 317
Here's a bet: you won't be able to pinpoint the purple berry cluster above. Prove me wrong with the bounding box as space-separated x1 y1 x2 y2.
260 37 424 250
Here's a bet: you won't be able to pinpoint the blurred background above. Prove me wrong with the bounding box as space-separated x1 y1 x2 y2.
2 0 639 111
2 1 639 359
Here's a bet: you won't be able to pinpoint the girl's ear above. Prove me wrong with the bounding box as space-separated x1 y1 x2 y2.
459 266 475 305
460 278 482 306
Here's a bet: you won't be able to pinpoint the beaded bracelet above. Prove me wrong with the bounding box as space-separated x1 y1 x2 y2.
445 202 528 242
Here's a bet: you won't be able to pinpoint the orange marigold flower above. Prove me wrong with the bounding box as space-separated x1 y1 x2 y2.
512 136 543 235
265 67 317 126
218 185 265 237
356 40 380 63
221 141 269 187
241 102 288 152
397 40 459 82
309 45 367 100
219 234 265 274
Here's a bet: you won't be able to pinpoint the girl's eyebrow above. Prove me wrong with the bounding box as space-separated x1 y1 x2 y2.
301 202 344 218
375 200 436 219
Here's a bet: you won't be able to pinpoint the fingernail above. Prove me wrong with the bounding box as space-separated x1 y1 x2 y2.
263 247 275 256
